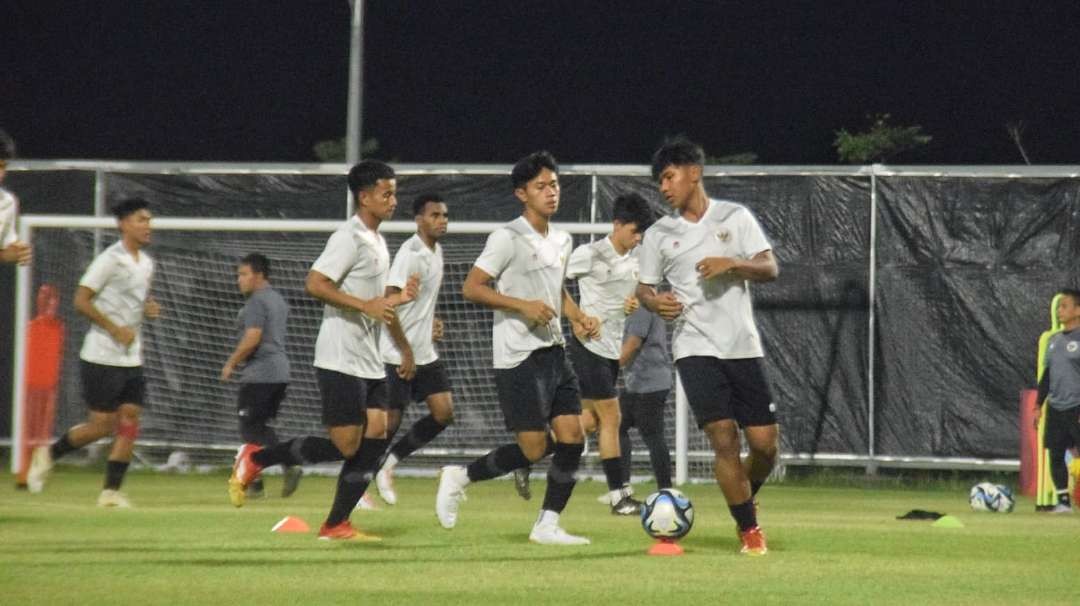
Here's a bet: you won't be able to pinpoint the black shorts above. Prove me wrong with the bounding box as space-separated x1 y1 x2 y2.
315 368 387 427
567 337 620 400
495 346 581 432
1044 405 1080 453
675 356 776 429
80 361 146 412
237 383 288 425
383 360 452 411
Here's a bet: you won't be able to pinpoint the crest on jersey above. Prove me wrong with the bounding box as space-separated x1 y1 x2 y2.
1068 341 1079 353
715 228 731 243
673 241 680 249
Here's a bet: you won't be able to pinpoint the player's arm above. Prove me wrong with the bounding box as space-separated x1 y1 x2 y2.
73 285 134 347
0 241 31 264
384 284 416 380
221 327 262 381
462 266 555 326
1034 369 1050 429
619 334 644 368
305 269 395 324
635 283 683 321
695 249 778 282
562 288 600 339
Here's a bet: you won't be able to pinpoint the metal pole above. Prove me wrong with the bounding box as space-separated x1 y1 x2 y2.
866 170 878 475
674 373 689 485
10 222 31 473
346 0 364 165
93 169 106 254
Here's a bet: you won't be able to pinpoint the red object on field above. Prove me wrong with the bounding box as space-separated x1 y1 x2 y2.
16 285 65 486
1019 389 1039 497
648 538 684 556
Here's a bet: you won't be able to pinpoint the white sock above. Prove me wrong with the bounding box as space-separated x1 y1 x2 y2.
383 453 399 471
608 488 624 503
536 509 560 528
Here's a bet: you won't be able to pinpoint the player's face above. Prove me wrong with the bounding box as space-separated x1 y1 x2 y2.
119 209 153 247
657 164 700 211
1058 295 1080 324
359 178 398 220
236 264 259 296
417 201 449 241
611 220 642 254
515 168 560 218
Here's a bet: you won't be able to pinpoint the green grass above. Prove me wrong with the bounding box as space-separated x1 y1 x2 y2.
2 468 1078 605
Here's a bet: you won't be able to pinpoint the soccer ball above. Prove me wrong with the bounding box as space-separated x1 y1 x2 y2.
968 482 1015 513
641 488 694 539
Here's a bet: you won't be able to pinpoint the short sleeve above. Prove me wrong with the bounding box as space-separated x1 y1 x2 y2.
386 243 415 290
637 228 663 285
566 244 593 279
0 193 18 247
311 229 359 283
473 228 514 279
738 208 771 258
244 295 270 330
78 252 115 293
624 306 652 339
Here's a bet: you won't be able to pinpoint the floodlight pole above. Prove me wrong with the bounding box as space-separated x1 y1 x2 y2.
346 0 364 165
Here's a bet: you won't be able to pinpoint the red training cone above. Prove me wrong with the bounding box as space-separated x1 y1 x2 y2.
648 539 684 556
271 516 310 533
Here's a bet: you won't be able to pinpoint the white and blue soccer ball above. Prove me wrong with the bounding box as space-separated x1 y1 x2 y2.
641 488 694 539
968 482 1015 513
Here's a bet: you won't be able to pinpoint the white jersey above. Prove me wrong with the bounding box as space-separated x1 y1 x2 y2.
474 216 573 369
567 236 639 360
0 188 18 247
380 234 443 366
311 215 390 379
638 198 771 361
78 240 154 367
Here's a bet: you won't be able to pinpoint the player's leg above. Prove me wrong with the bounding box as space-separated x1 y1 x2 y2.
1045 407 1076 512
631 390 672 490
236 383 278 498
731 359 779 502
98 401 141 507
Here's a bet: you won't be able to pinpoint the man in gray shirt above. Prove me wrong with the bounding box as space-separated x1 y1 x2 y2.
221 253 300 498
1036 288 1080 513
617 306 674 493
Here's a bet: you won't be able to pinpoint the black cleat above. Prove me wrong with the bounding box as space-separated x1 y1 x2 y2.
513 467 532 501
611 495 643 516
282 465 303 498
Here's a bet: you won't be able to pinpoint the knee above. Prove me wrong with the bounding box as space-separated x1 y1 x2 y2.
751 442 779 463
432 409 454 426
520 439 549 462
116 415 140 441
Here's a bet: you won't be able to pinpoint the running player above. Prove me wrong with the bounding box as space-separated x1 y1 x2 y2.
27 199 161 506
636 136 779 556
435 151 599 545
0 128 32 265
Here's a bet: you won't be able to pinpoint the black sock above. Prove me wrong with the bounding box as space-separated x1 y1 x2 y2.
325 438 388 527
467 443 532 482
542 442 584 513
729 499 758 532
254 437 342 468
103 460 129 490
619 427 633 486
50 433 78 461
751 480 765 498
601 457 623 491
389 415 447 462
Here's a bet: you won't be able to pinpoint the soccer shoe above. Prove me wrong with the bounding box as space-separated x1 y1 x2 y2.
739 525 768 556
513 468 532 501
375 466 397 505
435 465 469 529
97 489 133 508
611 494 643 516
354 492 379 511
281 465 303 498
27 446 54 494
317 520 382 542
227 443 264 508
529 523 590 545
1051 504 1074 514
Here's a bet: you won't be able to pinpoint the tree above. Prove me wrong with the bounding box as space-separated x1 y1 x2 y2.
312 136 382 162
833 114 931 164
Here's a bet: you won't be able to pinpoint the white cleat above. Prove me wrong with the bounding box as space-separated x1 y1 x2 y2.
1051 504 1074 514
97 489 133 508
27 446 54 494
375 467 397 505
354 492 380 511
435 465 469 529
529 522 590 545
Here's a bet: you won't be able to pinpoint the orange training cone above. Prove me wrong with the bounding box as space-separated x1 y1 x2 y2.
271 516 310 533
648 539 684 556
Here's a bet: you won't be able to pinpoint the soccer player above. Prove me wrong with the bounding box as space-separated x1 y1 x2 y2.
220 253 302 499
636 137 779 556
565 192 653 515
435 151 600 545
1035 288 1080 513
228 160 417 541
0 128 32 265
27 199 161 506
617 306 674 492
373 193 453 505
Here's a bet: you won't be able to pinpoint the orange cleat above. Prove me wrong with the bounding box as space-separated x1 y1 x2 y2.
228 444 264 507
317 520 382 542
739 525 768 556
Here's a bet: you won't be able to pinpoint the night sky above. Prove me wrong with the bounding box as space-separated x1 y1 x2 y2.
5 1 1080 165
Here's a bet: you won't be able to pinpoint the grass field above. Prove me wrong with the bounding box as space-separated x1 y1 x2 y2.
2 467 1078 605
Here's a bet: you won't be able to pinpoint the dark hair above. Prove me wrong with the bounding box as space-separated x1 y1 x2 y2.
347 160 395 195
612 192 655 232
240 253 271 278
511 151 558 190
651 136 705 181
413 192 444 216
1060 289 1080 307
111 198 150 220
0 128 15 160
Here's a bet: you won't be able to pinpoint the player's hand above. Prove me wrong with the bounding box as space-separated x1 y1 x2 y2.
576 315 601 340
519 300 556 327
361 297 397 324
397 350 417 381
696 256 739 280
432 317 445 342
1 241 32 265
623 296 640 315
400 273 421 305
653 292 684 321
110 325 136 348
144 296 162 320
220 361 236 382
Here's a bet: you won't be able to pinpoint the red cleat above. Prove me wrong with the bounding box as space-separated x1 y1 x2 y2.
228 444 263 507
739 525 768 556
317 520 382 542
